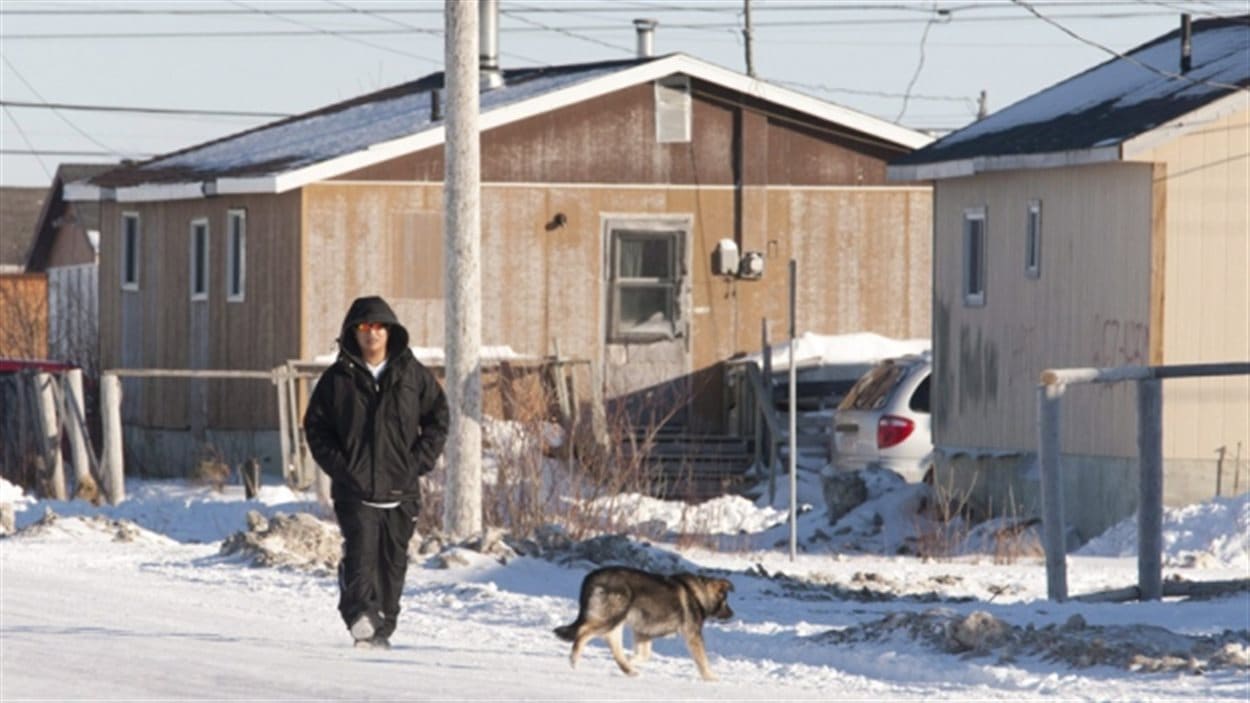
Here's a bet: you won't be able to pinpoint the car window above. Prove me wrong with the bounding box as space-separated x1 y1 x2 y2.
909 373 931 413
840 364 904 411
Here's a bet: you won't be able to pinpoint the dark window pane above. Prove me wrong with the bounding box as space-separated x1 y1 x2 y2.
193 226 207 294
230 229 242 295
124 222 137 284
618 233 672 279
618 285 671 333
967 219 984 296
909 374 931 413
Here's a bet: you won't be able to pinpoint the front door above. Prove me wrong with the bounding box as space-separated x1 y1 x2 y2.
602 216 692 431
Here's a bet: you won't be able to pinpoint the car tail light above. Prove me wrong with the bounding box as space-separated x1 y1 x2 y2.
877 415 915 449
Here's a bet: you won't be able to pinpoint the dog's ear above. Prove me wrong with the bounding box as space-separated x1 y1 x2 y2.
719 579 735 593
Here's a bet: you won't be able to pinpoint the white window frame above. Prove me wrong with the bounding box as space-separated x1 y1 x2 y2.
120 212 140 291
190 218 209 302
1025 199 1042 279
606 218 687 343
963 207 987 307
226 209 246 302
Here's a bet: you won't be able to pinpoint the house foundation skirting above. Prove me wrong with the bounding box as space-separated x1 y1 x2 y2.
932 448 1248 548
121 425 282 482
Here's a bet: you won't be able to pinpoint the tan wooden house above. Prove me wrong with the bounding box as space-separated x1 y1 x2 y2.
889 16 1249 542
68 53 933 476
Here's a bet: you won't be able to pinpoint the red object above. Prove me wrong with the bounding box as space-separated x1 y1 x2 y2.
877 415 915 449
0 358 78 374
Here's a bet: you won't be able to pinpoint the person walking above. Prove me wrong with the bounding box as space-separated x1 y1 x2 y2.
303 295 449 649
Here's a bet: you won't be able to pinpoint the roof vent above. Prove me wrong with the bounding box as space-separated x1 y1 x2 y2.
480 0 504 90
1180 14 1192 73
634 18 657 58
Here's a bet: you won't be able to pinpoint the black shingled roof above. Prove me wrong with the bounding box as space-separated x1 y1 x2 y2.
893 15 1249 168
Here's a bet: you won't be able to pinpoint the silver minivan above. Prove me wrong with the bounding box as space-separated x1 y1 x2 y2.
830 353 932 482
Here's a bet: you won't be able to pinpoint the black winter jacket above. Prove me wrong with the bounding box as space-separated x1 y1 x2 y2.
303 296 449 504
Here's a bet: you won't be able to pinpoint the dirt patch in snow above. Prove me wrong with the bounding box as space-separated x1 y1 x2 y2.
219 511 342 573
748 562 976 604
816 608 1250 673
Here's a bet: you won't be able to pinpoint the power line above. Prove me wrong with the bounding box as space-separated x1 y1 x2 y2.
4 9 1233 40
5 1 1245 15
227 0 442 65
896 3 946 122
1 55 124 156
1 107 53 180
0 149 152 158
501 8 635 56
773 79 974 105
1011 0 1250 92
0 99 291 119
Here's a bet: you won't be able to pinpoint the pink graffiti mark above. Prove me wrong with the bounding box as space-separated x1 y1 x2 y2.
1094 316 1148 367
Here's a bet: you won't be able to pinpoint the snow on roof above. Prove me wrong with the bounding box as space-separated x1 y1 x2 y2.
89 58 645 190
890 15 1249 177
72 54 930 202
739 331 930 371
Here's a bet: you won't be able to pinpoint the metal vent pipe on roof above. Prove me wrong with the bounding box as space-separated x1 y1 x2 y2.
480 0 504 90
1180 14 1193 73
634 18 657 58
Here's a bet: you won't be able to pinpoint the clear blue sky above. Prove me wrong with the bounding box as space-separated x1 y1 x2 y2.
1 0 1245 188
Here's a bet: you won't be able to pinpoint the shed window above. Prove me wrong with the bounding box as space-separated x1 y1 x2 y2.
226 209 246 302
121 212 140 291
963 207 986 307
190 218 209 301
1025 200 1041 279
608 226 684 342
655 75 691 143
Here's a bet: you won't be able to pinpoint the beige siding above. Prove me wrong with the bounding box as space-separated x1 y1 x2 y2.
933 162 1154 456
1138 108 1250 462
303 182 932 381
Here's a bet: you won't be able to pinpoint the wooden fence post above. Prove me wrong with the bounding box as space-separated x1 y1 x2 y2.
274 367 292 487
34 372 67 500
100 372 125 504
62 369 99 502
1137 378 1164 601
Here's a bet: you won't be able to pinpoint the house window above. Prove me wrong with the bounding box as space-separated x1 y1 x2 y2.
226 209 246 302
655 75 691 143
1025 200 1041 279
121 212 140 291
608 224 684 342
963 207 986 307
190 218 209 301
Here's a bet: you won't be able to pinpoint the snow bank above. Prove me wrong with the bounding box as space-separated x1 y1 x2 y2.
1077 493 1250 570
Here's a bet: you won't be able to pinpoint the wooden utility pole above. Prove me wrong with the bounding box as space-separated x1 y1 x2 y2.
442 0 483 540
743 0 756 77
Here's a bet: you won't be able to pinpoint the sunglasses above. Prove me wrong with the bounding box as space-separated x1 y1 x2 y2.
355 322 387 333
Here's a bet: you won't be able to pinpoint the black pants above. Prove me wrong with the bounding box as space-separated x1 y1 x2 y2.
334 499 418 639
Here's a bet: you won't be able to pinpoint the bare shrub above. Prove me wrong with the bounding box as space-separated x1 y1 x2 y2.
912 470 977 559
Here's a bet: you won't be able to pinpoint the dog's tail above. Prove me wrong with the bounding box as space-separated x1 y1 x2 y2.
553 622 579 642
